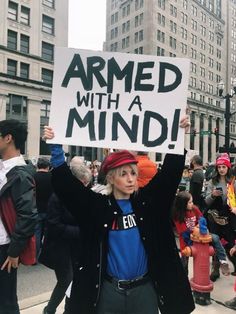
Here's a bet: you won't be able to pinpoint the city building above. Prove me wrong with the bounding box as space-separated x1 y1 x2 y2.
0 0 68 159
105 0 236 163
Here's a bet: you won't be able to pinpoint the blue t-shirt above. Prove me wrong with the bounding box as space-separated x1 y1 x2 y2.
107 199 148 280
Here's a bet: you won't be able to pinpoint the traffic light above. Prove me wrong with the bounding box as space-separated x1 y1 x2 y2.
214 128 219 135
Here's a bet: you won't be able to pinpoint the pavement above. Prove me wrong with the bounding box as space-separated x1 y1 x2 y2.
19 267 236 314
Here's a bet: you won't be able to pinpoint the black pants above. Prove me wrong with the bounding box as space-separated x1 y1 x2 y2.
96 279 159 314
46 259 73 313
0 244 20 314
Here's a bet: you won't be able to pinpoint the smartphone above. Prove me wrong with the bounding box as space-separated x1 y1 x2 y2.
216 187 223 192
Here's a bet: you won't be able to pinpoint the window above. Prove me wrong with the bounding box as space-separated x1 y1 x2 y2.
6 95 27 122
42 68 53 85
8 1 18 21
135 13 143 27
7 59 17 76
20 63 29 79
157 13 165 26
170 21 177 33
135 30 143 43
191 34 197 45
135 0 144 10
157 46 165 56
183 0 187 9
41 100 51 120
157 30 165 43
7 30 17 50
158 0 165 10
42 41 54 61
170 5 177 17
191 19 197 31
181 43 187 54
42 15 54 35
20 34 29 54
181 12 187 24
134 46 143 54
191 48 197 59
169 36 176 49
42 0 55 8
20 6 30 25
181 27 187 39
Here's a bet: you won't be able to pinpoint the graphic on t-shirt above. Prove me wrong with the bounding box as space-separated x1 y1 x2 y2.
111 213 137 230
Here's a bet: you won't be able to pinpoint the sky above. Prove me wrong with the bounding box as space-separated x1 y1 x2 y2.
68 0 106 51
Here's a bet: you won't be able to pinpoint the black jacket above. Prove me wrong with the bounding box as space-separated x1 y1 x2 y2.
39 193 80 269
52 153 195 314
0 165 37 258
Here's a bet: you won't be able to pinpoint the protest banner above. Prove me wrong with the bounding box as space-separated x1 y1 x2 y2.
48 47 190 154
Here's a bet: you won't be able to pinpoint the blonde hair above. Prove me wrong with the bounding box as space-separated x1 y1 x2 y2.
106 164 138 195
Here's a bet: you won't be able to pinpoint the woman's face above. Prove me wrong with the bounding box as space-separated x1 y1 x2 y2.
187 196 193 211
109 164 137 199
217 164 228 177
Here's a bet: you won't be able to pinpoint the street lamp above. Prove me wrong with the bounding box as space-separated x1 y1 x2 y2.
218 78 236 153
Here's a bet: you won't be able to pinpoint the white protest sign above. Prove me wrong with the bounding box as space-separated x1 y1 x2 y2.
48 47 190 154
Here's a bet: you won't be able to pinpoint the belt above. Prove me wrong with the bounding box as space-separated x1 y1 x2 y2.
105 273 149 290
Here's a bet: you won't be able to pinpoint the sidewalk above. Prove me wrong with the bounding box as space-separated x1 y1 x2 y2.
20 274 236 314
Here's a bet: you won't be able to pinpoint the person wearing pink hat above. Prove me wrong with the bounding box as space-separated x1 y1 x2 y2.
42 116 195 314
205 153 236 281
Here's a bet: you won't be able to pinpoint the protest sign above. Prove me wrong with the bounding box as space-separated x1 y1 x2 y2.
48 47 190 154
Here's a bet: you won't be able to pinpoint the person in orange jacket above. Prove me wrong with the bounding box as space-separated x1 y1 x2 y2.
135 151 157 188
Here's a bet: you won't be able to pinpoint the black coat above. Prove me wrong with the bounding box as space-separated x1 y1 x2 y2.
52 153 195 314
39 194 80 269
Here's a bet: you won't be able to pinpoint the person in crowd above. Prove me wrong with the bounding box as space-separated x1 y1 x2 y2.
178 165 190 192
34 157 53 260
189 155 205 211
0 119 37 314
173 191 230 276
225 243 236 310
134 151 157 188
205 153 236 281
42 116 195 314
91 162 108 195
90 161 100 187
40 160 91 314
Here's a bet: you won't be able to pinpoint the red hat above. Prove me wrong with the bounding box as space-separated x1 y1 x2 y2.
216 153 231 168
101 150 138 174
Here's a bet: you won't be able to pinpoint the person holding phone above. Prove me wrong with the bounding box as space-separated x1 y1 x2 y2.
205 153 236 281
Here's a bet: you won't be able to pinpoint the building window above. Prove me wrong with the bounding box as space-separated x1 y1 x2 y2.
157 46 165 56
42 42 54 61
42 15 54 35
169 36 176 49
42 68 53 85
8 1 18 21
7 59 17 76
7 30 17 50
42 0 55 8
170 21 177 33
157 30 165 43
181 27 187 39
157 0 165 10
6 95 27 122
20 6 30 25
170 5 177 17
20 34 29 54
20 63 29 79
40 100 51 155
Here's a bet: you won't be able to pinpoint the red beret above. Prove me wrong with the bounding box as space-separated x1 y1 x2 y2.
216 153 231 168
101 150 138 174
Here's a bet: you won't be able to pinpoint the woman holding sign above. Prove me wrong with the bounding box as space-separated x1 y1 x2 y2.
43 116 194 314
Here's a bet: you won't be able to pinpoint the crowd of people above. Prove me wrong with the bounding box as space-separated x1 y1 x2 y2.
0 118 236 313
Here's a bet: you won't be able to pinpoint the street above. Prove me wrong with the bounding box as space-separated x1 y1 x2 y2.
18 259 236 313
